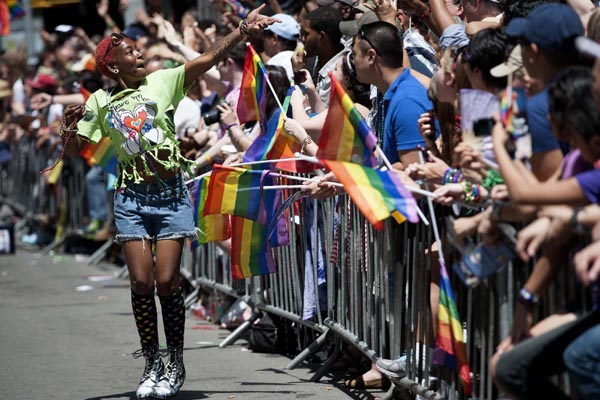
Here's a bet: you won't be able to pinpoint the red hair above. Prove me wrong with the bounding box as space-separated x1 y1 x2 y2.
95 36 116 77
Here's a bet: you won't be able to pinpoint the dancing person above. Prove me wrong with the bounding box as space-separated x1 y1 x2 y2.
60 7 276 399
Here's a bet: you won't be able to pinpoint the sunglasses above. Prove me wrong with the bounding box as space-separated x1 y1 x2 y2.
358 27 382 56
111 33 125 47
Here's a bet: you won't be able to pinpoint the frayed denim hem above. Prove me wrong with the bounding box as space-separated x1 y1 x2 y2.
115 234 153 244
156 230 198 242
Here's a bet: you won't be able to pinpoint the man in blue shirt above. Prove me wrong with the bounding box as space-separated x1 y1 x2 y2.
351 21 432 169
505 3 584 181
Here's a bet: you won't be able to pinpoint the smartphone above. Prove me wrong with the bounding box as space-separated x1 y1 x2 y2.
293 70 307 85
473 118 495 137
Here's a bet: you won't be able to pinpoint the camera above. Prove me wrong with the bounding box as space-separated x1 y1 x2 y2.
202 108 222 126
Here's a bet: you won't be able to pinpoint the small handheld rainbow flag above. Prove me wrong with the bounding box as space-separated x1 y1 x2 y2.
191 176 231 248
318 73 378 167
243 88 295 163
230 215 275 280
203 165 268 223
323 160 418 230
79 137 117 176
237 43 268 127
432 259 472 396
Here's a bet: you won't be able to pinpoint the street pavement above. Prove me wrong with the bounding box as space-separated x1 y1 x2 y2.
0 250 387 400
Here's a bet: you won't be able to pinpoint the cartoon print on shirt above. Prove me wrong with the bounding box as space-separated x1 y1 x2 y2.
108 102 165 155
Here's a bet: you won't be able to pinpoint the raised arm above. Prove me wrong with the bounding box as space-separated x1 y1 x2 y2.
183 5 277 87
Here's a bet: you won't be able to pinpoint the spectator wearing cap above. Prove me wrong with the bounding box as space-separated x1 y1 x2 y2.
27 74 58 97
352 21 432 168
317 0 358 21
301 6 345 106
506 3 584 182
264 13 301 82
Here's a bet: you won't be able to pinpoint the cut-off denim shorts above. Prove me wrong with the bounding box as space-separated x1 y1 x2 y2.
114 173 197 244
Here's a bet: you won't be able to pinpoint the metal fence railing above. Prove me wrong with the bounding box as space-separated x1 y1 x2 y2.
1 142 588 399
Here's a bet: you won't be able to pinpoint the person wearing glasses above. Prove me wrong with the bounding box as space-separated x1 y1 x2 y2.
61 6 276 399
350 21 433 169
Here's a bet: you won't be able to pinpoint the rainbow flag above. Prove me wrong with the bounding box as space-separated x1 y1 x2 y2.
244 88 294 162
432 259 472 396
79 137 117 175
323 160 418 230
191 176 231 248
318 73 377 167
203 165 267 223
230 216 275 279
237 43 267 126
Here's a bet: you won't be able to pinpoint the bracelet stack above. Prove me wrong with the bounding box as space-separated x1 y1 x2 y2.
443 168 464 185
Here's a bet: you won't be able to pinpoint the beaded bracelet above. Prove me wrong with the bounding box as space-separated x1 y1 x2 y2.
443 168 464 185
462 181 474 203
482 169 504 191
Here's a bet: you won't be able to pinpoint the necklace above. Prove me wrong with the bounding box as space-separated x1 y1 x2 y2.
376 95 386 148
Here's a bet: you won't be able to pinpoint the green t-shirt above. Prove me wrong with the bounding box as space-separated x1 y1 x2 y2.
77 65 195 186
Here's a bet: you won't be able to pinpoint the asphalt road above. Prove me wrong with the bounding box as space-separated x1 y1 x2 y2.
0 250 386 400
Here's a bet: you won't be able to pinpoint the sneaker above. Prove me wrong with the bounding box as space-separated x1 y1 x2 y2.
78 219 103 236
153 348 185 399
376 355 407 379
133 349 164 399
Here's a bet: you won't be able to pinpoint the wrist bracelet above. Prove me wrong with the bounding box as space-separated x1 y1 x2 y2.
300 136 313 155
462 181 474 203
238 19 249 37
203 153 212 163
106 19 115 29
518 287 539 307
223 123 238 131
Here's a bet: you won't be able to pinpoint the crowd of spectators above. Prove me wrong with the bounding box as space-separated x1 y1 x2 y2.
2 0 600 398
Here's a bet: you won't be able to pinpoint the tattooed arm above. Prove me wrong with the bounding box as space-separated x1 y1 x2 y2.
183 5 277 87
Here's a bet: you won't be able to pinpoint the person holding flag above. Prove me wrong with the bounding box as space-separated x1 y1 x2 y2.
58 6 278 399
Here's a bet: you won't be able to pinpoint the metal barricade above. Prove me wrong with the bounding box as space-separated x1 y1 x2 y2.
186 175 589 399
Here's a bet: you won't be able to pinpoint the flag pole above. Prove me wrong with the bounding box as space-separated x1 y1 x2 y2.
246 43 286 115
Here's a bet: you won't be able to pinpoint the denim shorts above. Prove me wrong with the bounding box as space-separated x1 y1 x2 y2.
113 173 197 244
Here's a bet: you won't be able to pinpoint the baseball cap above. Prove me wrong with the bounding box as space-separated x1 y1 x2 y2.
490 45 523 77
317 0 357 6
339 10 379 36
505 3 583 51
26 74 57 91
265 13 300 41
576 36 600 59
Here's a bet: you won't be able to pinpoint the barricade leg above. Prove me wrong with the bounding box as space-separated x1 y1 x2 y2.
286 327 331 370
310 334 340 382
218 309 259 348
87 238 114 266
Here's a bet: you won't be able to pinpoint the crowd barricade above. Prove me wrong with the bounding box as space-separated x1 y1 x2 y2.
185 172 588 400
0 136 87 253
1 137 588 399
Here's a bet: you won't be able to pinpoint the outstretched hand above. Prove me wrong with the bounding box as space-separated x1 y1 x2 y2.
245 4 279 33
